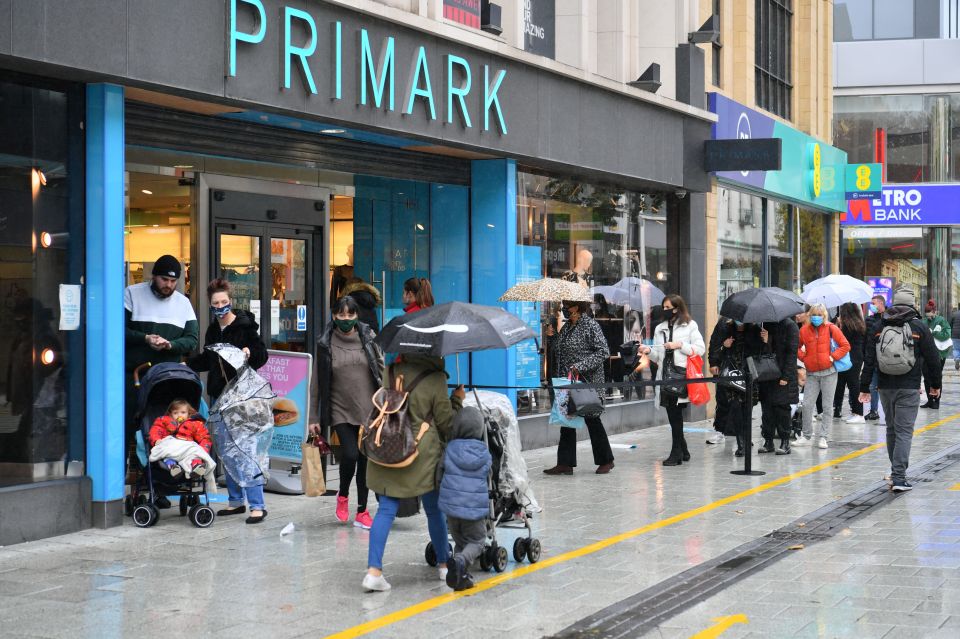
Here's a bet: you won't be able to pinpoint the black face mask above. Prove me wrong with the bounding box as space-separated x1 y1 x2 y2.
561 307 572 320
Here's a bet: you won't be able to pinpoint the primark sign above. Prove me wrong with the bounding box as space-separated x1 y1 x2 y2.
841 184 960 225
228 0 509 134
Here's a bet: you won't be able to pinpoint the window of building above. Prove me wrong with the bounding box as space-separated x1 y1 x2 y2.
755 0 792 120
842 227 929 302
718 188 764 302
834 0 941 41
0 76 85 484
794 208 830 289
712 0 722 87
516 172 670 414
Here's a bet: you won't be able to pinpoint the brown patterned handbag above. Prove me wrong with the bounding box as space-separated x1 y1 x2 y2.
359 365 434 468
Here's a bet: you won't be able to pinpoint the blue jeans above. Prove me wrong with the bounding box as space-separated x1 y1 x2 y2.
226 473 265 510
953 338 960 361
870 370 879 413
368 490 449 570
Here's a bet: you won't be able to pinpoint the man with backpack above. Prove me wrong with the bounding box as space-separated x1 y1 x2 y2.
859 287 941 492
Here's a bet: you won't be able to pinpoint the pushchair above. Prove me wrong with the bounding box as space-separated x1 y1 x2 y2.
424 390 542 573
125 362 217 529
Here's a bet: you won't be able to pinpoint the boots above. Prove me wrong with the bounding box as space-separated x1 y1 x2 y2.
758 439 776 454
735 435 745 457
681 439 691 462
663 447 683 466
776 438 791 455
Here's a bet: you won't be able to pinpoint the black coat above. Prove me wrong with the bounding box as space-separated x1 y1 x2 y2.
316 321 383 427
758 318 799 406
710 320 764 406
951 310 960 339
839 324 865 368
861 305 942 391
187 310 268 401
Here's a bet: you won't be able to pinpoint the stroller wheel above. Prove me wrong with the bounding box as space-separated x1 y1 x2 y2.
189 505 215 528
493 545 508 573
132 504 158 528
513 537 528 563
424 542 438 567
526 538 542 564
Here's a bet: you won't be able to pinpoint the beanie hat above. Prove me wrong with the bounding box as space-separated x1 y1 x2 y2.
925 299 936 312
892 287 916 309
152 255 181 279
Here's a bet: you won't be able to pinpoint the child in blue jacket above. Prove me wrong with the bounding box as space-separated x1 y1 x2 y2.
438 406 492 591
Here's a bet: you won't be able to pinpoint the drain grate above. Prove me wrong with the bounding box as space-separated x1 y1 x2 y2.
545 440 960 639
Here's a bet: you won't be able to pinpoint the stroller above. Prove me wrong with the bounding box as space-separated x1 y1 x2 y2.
125 362 217 529
424 390 542 573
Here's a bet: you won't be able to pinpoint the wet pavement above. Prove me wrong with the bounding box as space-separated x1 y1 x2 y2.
3 377 960 639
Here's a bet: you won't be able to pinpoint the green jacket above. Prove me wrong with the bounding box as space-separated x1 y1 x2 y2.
924 314 952 357
365 355 462 499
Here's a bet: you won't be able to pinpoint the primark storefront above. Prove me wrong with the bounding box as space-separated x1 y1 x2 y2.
0 0 713 543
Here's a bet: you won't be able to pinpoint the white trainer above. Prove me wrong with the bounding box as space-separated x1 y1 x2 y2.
845 415 866 424
814 413 823 422
706 432 726 445
793 435 811 447
818 437 828 449
362 573 391 592
438 566 448 582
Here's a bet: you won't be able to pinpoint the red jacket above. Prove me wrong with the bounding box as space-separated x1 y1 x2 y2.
148 415 212 452
798 322 850 373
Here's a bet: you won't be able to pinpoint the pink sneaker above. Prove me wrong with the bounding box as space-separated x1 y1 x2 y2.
335 495 349 523
354 510 373 530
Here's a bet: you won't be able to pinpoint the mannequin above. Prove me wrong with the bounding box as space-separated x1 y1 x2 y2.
562 248 593 289
330 244 355 308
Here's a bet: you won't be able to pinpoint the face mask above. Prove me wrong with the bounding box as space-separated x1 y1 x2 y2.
810 316 824 327
334 318 357 333
869 304 878 314
561 307 572 319
734 320 743 327
211 304 231 318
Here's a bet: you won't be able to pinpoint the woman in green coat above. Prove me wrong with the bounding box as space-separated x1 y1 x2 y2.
923 299 952 409
363 354 464 592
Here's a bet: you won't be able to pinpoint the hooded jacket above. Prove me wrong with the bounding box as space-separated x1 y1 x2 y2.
148 414 212 452
438 407 492 522
861 304 942 391
187 310 268 401
798 321 850 373
341 281 382 333
316 320 383 427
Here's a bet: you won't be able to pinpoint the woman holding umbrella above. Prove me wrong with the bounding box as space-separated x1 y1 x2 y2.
543 300 615 475
795 304 850 449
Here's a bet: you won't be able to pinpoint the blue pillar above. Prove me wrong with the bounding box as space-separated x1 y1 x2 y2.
470 159 518 402
430 183 470 381
86 84 126 527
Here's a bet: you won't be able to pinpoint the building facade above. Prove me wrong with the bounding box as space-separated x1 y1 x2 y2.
834 0 960 309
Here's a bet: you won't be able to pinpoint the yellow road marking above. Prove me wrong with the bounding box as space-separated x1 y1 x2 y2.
949 482 960 491
324 412 960 639
689 614 749 639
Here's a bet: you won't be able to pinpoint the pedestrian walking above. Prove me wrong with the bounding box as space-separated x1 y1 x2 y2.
706 317 733 445
951 302 960 370
312 295 383 530
714 318 764 457
363 355 464 592
859 287 941 492
641 295 705 466
758 318 800 455
864 294 886 420
833 302 866 423
403 276 434 313
543 300 615 475
795 304 850 450
341 277 382 333
921 300 951 409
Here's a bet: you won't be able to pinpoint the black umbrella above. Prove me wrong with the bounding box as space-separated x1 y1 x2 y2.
374 301 537 357
719 287 806 323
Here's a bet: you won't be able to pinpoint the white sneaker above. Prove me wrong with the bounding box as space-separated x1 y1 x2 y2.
814 414 822 422
845 415 866 424
706 432 725 445
818 437 828 449
438 566 448 582
793 435 811 447
362 573 391 592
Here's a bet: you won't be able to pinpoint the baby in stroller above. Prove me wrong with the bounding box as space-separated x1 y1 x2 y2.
148 399 214 478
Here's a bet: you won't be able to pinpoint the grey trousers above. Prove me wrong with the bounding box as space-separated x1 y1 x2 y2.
879 388 921 483
447 516 486 566
802 368 838 438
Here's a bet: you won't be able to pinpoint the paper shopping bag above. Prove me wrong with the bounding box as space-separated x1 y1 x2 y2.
300 440 326 497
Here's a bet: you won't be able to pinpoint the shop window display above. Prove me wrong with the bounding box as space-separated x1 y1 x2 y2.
842 227 929 302
516 172 669 415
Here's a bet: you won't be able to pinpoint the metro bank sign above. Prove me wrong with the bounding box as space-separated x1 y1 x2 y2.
227 0 508 134
841 184 960 225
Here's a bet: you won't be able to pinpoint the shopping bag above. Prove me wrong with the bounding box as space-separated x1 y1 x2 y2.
685 355 711 406
548 377 586 429
300 438 326 497
567 373 605 418
831 338 852 372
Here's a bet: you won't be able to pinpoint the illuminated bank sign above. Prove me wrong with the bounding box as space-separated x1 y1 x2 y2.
228 0 508 134
841 184 960 225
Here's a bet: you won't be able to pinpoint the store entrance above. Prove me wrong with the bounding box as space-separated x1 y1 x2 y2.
211 190 327 358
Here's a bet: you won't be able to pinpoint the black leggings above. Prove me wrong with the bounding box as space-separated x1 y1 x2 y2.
833 363 863 415
334 423 368 511
662 395 687 455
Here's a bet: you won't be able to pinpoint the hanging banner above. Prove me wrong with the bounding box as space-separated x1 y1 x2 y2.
260 350 312 462
523 0 555 59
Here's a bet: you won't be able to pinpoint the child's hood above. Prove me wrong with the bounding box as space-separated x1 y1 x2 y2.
446 439 491 473
450 406 484 441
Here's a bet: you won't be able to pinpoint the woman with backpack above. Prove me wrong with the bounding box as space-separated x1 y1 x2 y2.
833 303 866 423
361 354 465 592
796 304 850 450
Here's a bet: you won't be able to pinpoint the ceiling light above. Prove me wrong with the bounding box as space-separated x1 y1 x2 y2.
39 231 53 248
321 128 346 134
141 189 153 195
40 348 56 365
487 223 495 229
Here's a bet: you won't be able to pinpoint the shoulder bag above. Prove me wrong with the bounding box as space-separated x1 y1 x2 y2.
747 333 781 382
660 324 689 399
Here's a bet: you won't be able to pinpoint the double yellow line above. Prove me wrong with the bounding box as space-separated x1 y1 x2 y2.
324 412 960 639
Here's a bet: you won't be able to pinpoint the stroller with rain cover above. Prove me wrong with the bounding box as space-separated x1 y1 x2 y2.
425 390 542 573
205 344 276 503
126 362 217 528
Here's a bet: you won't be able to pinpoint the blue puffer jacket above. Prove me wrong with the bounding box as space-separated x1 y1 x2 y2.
438 407 492 522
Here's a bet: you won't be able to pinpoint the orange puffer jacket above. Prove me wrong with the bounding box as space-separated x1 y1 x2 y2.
798 322 850 373
148 415 212 452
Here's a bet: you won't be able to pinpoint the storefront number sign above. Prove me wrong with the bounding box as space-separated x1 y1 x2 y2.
229 0 508 134
844 163 882 200
261 350 312 462
841 184 960 225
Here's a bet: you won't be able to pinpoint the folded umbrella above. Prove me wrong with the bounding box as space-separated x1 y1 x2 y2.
720 287 806 324
499 277 592 303
802 274 874 307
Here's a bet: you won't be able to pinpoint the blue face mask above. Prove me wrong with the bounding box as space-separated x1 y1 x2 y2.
869 303 878 314
211 304 231 318
810 315 824 327
733 320 743 327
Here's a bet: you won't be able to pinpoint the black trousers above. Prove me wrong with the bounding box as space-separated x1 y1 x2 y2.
924 357 947 402
713 391 731 434
557 416 614 467
334 423 368 511
760 401 792 441
833 363 864 415
662 395 688 455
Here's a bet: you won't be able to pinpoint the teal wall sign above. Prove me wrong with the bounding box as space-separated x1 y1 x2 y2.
844 163 883 200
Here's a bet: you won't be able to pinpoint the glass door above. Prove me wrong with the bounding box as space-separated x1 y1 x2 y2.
269 235 310 353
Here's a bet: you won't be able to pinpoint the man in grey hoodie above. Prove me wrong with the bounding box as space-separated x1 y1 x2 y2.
860 287 941 492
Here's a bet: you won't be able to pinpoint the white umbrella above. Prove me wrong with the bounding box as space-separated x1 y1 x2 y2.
801 274 875 307
591 277 665 309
